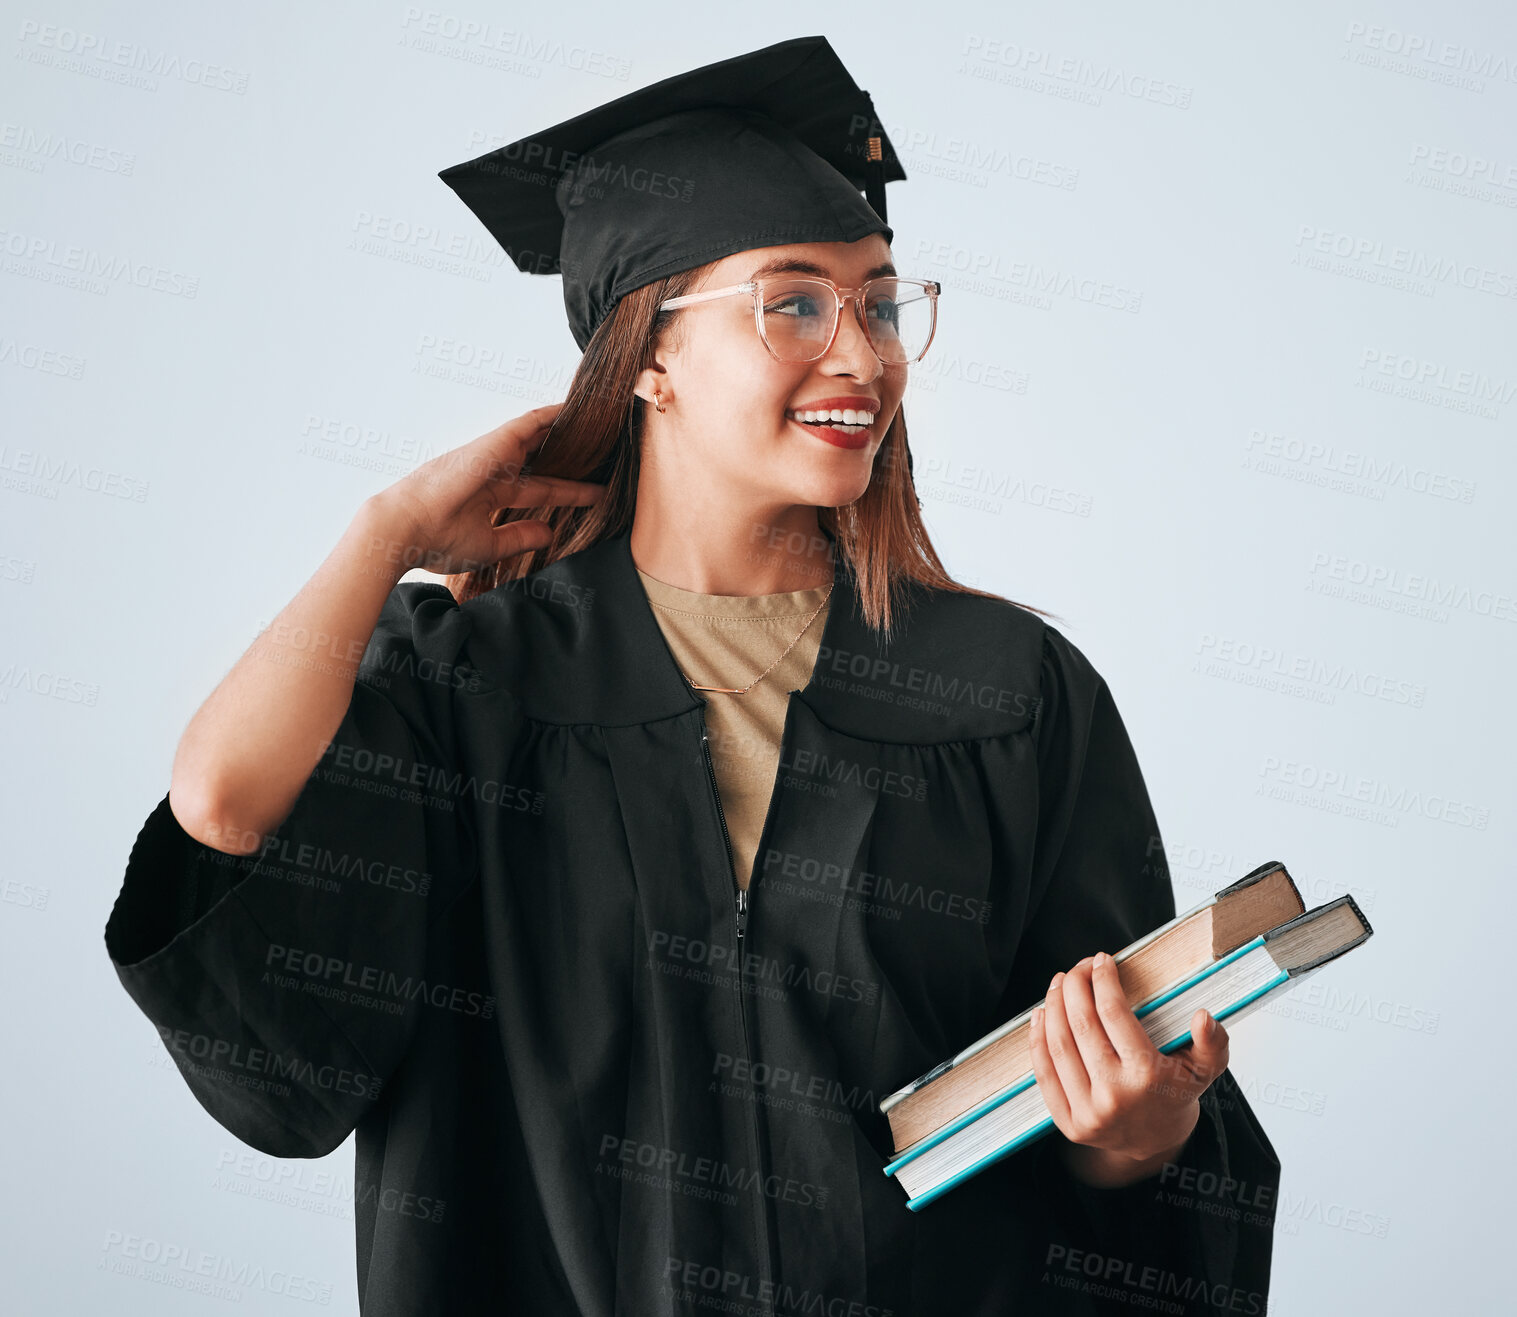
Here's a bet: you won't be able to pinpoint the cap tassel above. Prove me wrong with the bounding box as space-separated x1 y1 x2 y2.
860 91 887 223
859 92 912 505
865 137 887 223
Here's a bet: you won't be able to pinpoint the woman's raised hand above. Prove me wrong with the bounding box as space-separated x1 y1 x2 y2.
370 402 603 578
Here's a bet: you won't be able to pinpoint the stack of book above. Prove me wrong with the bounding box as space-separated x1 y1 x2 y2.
880 861 1373 1210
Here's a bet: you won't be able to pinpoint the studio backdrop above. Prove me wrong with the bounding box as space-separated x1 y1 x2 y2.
3 2 1511 1313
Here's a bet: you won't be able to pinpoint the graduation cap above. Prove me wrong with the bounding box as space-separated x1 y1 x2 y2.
437 35 907 354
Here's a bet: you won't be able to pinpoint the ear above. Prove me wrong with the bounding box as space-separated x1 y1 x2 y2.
632 361 670 407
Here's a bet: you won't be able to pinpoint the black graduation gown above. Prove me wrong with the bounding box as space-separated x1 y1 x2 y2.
104 527 1281 1316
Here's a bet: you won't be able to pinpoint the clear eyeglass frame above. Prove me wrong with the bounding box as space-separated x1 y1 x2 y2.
657 275 942 365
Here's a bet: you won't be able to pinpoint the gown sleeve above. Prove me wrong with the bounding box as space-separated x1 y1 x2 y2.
103 581 480 1160
1000 624 1282 1315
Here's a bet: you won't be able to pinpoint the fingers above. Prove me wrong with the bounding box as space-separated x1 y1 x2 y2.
463 404 567 485
1028 996 1073 1134
1039 970 1092 1111
484 402 565 447
496 473 606 509
1033 960 1234 1162
1089 952 1155 1069
1185 1008 1230 1084
466 405 607 511
466 457 603 512
1059 957 1122 1084
489 517 556 558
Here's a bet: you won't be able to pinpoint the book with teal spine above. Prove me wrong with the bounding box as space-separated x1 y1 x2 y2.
880 859 1311 1155
882 893 1373 1210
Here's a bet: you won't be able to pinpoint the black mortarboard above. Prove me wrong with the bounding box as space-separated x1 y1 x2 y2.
437 35 906 353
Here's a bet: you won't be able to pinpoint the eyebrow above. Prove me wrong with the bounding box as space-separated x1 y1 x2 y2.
748 257 898 281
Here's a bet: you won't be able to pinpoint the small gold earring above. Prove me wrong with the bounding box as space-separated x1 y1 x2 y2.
652 388 667 414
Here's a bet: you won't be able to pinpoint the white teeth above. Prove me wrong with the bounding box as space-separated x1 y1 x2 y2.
788 408 876 426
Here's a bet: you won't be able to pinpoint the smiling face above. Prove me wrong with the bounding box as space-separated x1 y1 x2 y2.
634 234 908 518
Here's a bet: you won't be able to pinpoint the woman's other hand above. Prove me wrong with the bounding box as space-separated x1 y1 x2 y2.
1028 951 1230 1187
369 402 605 578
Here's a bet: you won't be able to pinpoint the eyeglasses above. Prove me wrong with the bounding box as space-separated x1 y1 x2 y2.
658 275 941 365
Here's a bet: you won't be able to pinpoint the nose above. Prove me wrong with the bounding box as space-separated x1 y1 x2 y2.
823 293 883 379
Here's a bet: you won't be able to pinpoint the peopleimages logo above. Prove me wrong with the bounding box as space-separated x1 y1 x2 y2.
100 1231 332 1304
663 1255 894 1316
711 1053 879 1117
777 746 927 801
0 226 200 296
263 943 497 1019
758 848 992 925
811 643 1039 717
597 1136 829 1210
154 1025 382 1101
646 931 879 1006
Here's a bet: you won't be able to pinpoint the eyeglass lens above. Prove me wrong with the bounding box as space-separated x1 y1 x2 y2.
759 278 934 364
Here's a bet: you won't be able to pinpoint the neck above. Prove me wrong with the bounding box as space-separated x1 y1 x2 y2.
628 500 835 597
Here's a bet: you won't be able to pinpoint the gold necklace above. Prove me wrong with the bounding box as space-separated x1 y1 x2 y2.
681 581 834 695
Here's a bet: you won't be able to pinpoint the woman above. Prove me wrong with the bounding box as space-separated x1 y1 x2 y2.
104 37 1280 1317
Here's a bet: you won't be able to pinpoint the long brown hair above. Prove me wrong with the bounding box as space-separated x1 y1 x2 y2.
445 262 1053 638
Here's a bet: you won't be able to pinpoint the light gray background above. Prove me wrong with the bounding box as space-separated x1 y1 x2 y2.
3 2 1512 1312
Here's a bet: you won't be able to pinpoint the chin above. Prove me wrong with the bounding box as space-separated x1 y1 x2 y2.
791 471 875 509
772 428 883 506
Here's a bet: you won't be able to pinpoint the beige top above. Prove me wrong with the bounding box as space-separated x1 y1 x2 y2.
635 566 833 890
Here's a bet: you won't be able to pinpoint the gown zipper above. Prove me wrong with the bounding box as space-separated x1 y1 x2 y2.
700 723 742 931
698 705 780 1308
